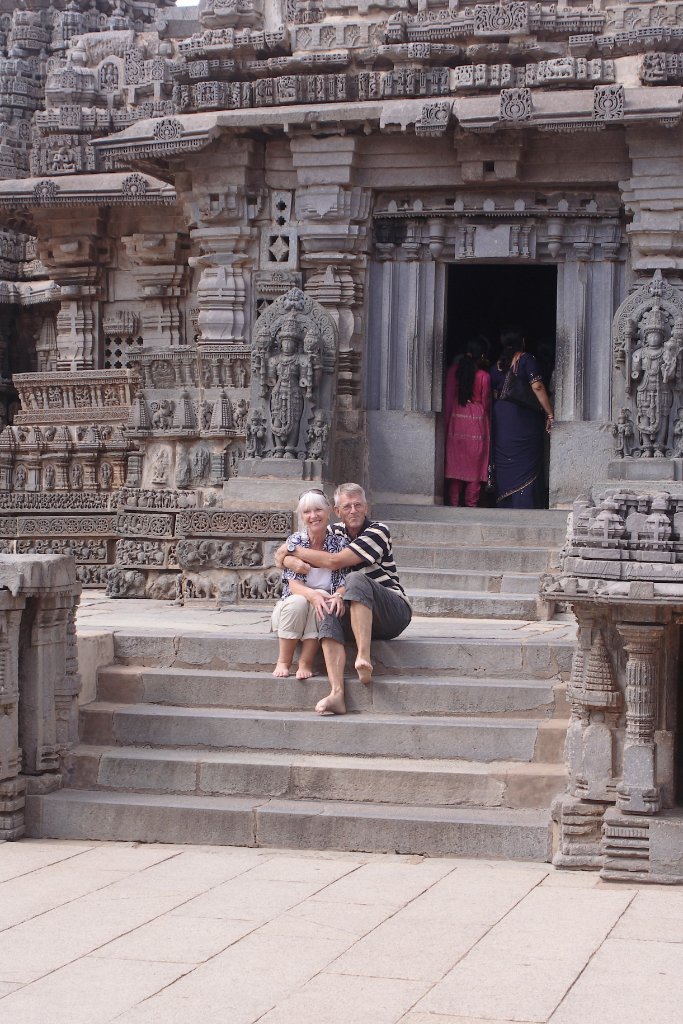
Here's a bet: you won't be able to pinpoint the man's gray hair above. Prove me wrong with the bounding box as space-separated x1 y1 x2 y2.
334 482 367 506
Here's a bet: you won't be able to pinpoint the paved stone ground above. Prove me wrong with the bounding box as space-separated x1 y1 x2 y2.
0 839 681 1024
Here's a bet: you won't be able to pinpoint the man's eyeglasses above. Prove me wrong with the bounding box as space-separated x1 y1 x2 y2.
338 501 365 512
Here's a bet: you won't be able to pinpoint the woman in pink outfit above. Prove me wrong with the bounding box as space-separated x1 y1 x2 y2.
444 339 492 507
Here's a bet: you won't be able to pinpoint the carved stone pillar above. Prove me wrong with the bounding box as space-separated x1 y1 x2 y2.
0 604 25 840
19 600 66 777
615 623 663 815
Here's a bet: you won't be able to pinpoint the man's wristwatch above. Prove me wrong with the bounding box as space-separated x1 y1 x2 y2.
286 539 297 553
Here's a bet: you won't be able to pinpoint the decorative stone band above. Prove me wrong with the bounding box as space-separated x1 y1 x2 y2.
176 509 292 537
0 173 175 210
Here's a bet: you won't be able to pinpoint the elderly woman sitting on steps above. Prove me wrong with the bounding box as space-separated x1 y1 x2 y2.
270 489 348 679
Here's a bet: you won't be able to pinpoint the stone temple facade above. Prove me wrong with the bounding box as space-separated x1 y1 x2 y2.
1 0 683 601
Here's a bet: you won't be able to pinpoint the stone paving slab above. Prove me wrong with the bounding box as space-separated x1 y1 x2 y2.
0 839 680 1024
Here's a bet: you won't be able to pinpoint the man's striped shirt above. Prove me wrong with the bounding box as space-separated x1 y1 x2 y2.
331 519 409 603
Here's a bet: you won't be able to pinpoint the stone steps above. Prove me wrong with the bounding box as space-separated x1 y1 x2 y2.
96 665 563 717
78 702 566 762
109 631 574 679
394 544 554 573
400 568 543 594
378 507 565 620
25 789 553 861
63 745 567 810
409 589 541 619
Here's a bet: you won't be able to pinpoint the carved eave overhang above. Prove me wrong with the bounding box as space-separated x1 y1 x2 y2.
542 577 683 607
456 85 683 133
0 280 60 307
93 100 453 171
93 114 224 169
0 173 176 213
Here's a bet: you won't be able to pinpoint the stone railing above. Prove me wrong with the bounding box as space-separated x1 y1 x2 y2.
0 554 81 840
542 490 683 883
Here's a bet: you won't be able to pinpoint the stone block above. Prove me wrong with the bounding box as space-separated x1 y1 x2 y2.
549 420 614 507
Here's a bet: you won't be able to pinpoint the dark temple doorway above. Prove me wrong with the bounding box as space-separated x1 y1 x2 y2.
446 264 558 377
444 264 558 508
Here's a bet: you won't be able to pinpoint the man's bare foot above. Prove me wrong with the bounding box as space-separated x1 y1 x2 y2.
272 662 290 678
355 657 373 685
296 663 314 680
315 694 346 716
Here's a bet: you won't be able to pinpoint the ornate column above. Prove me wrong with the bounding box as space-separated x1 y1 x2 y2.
182 141 262 347
615 623 663 814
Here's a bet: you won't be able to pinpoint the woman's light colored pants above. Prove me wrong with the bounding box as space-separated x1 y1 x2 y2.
271 594 319 640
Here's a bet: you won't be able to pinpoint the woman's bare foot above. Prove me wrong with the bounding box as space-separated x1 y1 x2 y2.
315 693 346 715
272 662 291 678
296 663 314 680
355 657 373 685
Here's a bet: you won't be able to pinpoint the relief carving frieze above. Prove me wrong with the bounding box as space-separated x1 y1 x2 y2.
176 509 292 537
17 537 109 562
115 511 175 538
18 515 115 536
115 538 168 567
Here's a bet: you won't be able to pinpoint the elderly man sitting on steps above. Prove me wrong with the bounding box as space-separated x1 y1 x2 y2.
278 482 412 716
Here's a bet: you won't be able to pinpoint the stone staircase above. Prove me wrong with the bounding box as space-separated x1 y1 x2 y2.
24 506 575 860
375 506 568 619
26 615 574 861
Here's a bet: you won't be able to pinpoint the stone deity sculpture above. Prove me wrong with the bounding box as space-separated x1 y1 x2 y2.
611 408 634 459
266 315 314 458
630 306 682 457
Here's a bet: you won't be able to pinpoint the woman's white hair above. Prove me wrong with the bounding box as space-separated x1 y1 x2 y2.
297 489 331 530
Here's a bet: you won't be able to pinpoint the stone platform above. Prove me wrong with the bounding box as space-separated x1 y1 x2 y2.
25 593 576 861
1 838 681 1024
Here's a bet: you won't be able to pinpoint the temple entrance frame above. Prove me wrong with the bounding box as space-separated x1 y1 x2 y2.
365 201 626 506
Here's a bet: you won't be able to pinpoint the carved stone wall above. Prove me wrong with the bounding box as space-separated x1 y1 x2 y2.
0 0 683 538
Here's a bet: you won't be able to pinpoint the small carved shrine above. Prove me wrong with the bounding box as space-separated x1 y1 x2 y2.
543 491 683 882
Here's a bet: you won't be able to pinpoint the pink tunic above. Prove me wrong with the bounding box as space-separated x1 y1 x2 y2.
444 365 492 482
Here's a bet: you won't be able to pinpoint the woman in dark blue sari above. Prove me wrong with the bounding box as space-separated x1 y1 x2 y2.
489 332 554 509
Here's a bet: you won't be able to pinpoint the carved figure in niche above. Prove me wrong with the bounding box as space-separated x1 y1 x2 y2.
175 451 191 488
99 462 112 489
151 400 175 430
246 409 267 458
190 446 210 482
673 409 683 457
235 362 247 388
305 410 329 460
70 463 83 490
266 314 315 458
611 409 634 459
234 398 249 431
14 464 27 491
151 448 169 485
630 304 681 457
44 465 55 491
200 401 213 431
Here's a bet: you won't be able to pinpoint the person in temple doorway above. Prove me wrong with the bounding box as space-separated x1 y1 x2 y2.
489 329 554 509
444 338 492 507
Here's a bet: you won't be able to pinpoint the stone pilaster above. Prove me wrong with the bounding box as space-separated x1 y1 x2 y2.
622 128 683 273
615 623 663 815
0 604 25 840
121 232 188 348
34 211 106 370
